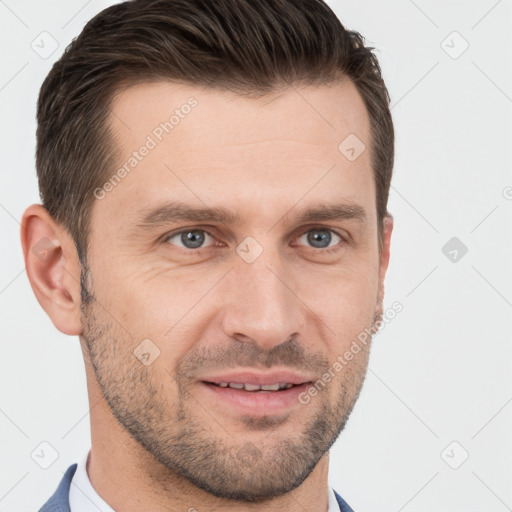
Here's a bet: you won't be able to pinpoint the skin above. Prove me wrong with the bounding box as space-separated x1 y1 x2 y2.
21 79 393 512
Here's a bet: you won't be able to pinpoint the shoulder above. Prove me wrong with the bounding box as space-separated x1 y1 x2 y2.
333 488 356 512
38 463 77 512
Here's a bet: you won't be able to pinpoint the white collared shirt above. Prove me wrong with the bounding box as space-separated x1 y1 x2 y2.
69 448 341 511
69 448 114 512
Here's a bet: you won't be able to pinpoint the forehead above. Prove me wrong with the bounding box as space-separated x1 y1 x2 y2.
110 79 370 153
94 79 374 231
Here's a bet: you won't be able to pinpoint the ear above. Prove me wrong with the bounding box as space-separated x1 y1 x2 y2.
376 213 394 309
20 204 82 336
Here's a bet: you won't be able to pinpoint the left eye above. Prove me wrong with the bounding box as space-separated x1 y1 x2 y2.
295 228 342 250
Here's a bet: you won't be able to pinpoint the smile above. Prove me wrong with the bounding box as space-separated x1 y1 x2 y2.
208 381 295 391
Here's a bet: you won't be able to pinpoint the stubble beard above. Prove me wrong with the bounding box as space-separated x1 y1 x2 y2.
79 261 375 502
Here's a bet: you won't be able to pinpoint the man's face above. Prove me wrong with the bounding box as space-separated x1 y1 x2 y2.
81 80 390 500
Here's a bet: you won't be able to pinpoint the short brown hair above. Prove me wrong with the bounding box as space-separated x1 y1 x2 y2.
36 0 394 264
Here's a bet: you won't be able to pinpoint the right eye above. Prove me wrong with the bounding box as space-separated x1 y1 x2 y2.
163 229 217 250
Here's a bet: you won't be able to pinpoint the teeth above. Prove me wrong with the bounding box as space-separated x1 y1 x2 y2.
216 382 295 391
260 383 280 391
243 383 261 391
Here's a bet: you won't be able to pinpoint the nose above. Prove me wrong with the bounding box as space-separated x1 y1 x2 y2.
219 248 306 351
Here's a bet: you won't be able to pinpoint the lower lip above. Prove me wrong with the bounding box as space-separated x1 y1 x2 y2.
199 382 311 416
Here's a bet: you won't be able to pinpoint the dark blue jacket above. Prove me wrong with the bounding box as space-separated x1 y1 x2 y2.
38 463 354 511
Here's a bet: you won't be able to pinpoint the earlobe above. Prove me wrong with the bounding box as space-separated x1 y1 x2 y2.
20 204 83 336
377 213 394 306
381 213 393 270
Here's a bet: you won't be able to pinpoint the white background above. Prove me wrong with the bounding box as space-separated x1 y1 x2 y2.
1 1 511 511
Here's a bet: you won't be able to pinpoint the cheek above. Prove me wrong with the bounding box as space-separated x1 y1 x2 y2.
295 263 379 362
116 283 182 338
298 258 379 315
100 266 215 365
92 252 179 323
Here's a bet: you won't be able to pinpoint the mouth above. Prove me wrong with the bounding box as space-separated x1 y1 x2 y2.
199 373 313 417
203 381 300 392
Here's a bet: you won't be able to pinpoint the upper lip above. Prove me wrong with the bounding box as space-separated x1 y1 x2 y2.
199 369 315 386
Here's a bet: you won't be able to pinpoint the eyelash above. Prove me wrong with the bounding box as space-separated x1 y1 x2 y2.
161 226 347 254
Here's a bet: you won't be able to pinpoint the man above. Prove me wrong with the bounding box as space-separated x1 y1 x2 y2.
21 0 394 510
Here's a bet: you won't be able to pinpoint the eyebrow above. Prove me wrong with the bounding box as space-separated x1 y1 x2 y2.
130 199 367 232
